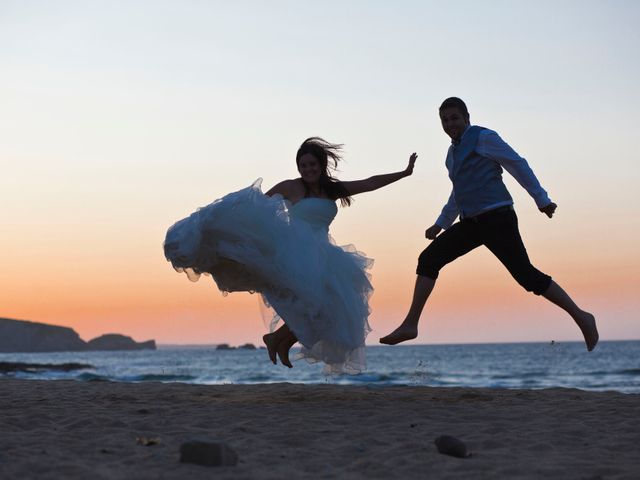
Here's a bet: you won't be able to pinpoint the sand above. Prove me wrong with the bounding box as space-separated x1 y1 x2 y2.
1 379 638 479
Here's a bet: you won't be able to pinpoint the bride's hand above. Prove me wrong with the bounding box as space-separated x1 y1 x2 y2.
405 153 418 176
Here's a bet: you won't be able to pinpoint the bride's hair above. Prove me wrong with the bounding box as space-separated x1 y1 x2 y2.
296 137 353 207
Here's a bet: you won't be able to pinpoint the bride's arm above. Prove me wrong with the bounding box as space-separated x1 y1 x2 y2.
340 153 417 196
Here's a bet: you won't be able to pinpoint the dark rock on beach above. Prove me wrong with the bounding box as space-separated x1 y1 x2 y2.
179 440 238 467
434 435 471 458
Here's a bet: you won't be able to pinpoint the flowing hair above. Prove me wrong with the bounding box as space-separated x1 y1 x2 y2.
296 137 353 207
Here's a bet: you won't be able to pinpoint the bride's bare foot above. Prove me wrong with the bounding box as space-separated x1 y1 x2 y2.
276 332 298 368
379 323 418 345
276 341 293 368
262 333 278 364
575 311 599 351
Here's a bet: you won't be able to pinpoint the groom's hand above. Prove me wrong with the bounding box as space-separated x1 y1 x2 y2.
539 202 557 218
425 224 442 240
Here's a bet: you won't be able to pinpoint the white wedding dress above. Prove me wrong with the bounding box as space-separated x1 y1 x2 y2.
163 179 373 374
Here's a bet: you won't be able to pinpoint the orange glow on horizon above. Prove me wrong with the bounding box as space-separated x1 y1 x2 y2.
2 244 637 346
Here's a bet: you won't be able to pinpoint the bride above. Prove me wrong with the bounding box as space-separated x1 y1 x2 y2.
164 137 416 374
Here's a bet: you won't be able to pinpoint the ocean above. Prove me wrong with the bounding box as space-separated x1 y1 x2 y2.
1 341 639 393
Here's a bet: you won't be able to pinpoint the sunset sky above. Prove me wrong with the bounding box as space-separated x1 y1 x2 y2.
1 1 639 346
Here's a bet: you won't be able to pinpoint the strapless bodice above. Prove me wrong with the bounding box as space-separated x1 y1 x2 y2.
288 197 337 232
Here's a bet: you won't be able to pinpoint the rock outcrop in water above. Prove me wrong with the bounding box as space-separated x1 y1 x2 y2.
0 318 156 353
87 334 156 351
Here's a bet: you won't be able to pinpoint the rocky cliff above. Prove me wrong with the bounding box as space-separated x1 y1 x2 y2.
0 318 156 353
87 334 156 351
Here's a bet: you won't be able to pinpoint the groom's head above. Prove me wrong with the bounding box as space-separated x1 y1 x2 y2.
439 97 470 142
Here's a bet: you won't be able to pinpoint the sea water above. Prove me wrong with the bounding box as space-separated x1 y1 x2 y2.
1 341 638 393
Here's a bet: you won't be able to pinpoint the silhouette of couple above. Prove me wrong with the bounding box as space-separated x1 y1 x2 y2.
164 97 598 374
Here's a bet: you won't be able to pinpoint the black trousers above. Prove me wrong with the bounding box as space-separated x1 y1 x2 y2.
416 208 552 295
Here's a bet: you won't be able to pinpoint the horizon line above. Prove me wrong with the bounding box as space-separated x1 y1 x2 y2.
158 338 639 348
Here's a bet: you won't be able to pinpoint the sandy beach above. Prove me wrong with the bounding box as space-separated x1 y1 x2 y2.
1 379 639 479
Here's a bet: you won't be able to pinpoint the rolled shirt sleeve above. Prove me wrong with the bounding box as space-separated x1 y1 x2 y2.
435 189 459 230
477 130 552 209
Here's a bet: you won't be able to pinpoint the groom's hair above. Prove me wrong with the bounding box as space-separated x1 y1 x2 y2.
439 97 469 120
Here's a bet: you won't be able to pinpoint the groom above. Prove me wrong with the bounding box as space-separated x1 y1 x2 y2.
380 97 599 350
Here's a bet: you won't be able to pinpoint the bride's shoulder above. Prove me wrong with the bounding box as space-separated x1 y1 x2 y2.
265 178 304 198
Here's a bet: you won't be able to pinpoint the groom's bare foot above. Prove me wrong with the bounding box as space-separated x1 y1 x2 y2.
276 342 293 368
575 311 599 351
262 333 278 364
379 324 418 345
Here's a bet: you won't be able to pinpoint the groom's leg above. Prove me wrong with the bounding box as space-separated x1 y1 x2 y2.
481 210 551 295
482 210 598 351
380 221 482 345
541 282 598 350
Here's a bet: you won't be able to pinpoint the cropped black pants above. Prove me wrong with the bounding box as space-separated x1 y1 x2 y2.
416 207 552 295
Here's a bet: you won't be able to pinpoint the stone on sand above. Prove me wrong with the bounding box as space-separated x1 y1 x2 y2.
434 435 471 458
179 440 238 467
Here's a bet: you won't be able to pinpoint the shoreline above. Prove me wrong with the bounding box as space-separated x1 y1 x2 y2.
1 379 639 479
2 340 639 394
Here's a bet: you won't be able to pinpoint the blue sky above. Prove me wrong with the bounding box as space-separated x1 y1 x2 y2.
1 1 639 344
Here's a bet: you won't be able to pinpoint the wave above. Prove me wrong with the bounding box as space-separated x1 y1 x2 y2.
77 373 110 382
2 341 638 393
553 369 640 377
121 374 198 382
76 373 198 383
490 371 549 380
600 368 640 376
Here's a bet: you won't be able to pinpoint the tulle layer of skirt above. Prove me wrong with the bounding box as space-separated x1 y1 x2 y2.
164 180 373 374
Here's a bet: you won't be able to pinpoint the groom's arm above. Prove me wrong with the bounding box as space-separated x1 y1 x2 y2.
424 192 457 239
478 130 552 209
435 190 459 230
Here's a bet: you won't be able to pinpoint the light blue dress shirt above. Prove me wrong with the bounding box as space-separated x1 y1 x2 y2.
435 127 552 229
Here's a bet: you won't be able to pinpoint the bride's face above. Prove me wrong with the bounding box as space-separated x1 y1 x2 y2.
297 153 322 184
